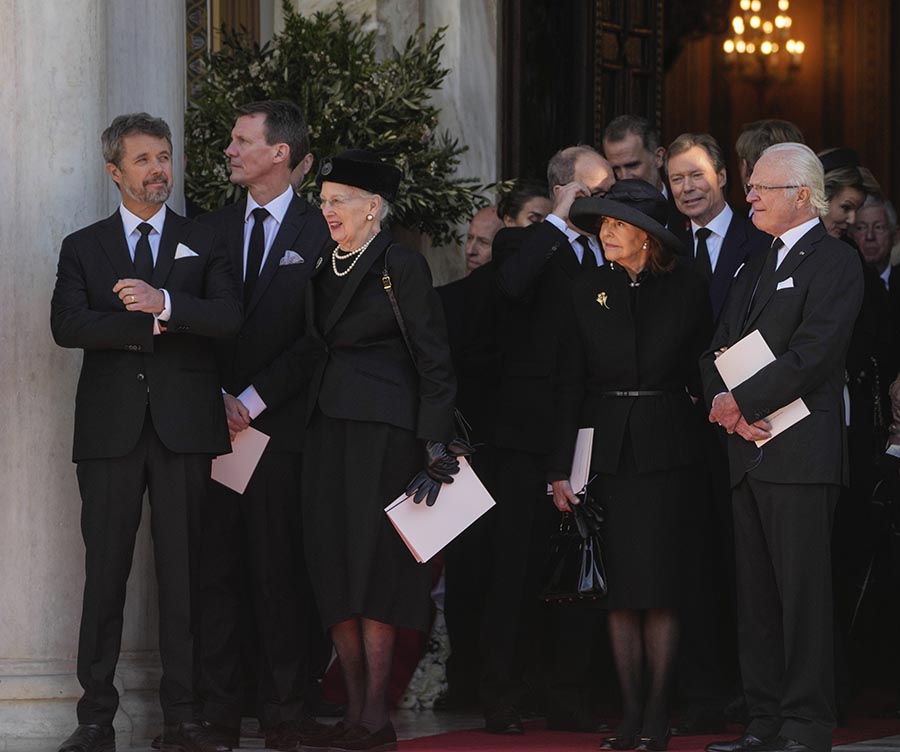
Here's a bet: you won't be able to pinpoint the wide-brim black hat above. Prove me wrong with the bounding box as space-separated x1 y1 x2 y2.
569 179 683 250
316 149 402 203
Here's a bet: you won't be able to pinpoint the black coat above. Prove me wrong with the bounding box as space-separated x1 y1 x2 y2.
492 222 587 454
700 221 864 488
304 231 456 443
197 195 330 452
548 259 713 478
51 208 242 460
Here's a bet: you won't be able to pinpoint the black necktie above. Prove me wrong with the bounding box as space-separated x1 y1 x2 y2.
244 207 269 306
577 236 597 269
134 223 154 282
694 227 713 281
746 236 783 323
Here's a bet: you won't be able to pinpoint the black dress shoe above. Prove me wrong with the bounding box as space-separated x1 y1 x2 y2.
637 730 671 751
265 716 331 750
484 706 524 735
706 733 771 752
160 721 237 752
672 715 727 736
757 737 814 752
601 734 637 750
58 725 116 752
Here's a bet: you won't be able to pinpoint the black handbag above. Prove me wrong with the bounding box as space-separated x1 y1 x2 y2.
540 494 608 603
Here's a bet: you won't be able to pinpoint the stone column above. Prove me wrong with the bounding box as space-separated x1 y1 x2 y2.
0 2 185 747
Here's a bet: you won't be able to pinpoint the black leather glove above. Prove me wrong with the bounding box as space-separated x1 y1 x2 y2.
406 441 462 506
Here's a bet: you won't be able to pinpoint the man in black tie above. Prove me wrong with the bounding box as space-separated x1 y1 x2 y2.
50 113 242 752
665 133 769 736
701 143 863 752
666 133 769 322
477 146 614 734
602 115 689 243
195 100 331 752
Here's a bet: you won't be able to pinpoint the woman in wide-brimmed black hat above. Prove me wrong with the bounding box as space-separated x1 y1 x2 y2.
548 179 713 751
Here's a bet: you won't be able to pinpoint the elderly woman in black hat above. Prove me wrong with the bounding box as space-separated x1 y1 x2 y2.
548 179 713 751
301 150 459 752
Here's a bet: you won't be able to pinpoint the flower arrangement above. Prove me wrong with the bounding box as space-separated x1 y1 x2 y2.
185 1 486 246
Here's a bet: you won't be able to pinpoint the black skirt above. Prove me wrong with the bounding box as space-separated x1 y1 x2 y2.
592 439 701 610
301 411 431 632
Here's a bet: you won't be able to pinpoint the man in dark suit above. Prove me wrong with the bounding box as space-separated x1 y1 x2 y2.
475 146 614 734
50 113 242 752
701 142 863 752
665 132 770 735
602 115 690 243
195 100 331 751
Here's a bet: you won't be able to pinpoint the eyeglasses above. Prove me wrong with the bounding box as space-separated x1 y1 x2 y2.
851 222 891 236
312 195 370 210
743 183 801 196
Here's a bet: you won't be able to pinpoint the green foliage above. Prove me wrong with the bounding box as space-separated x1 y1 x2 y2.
185 1 486 245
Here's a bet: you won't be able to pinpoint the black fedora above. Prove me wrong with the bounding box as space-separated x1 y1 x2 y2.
569 179 683 250
316 149 402 203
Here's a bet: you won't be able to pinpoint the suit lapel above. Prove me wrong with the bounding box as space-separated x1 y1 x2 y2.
245 196 311 316
743 223 822 332
97 212 136 280
226 199 248 286
558 241 583 279
151 207 185 288
323 231 390 334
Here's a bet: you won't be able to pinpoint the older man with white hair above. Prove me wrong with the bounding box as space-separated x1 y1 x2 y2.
700 143 863 752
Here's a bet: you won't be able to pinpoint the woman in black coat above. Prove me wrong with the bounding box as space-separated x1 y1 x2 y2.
549 180 713 751
301 151 460 752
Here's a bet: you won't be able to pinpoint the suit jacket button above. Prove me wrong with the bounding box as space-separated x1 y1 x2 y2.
137 373 145 381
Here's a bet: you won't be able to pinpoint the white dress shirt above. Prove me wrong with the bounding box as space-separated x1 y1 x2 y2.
545 213 604 266
776 217 820 269
235 185 296 420
119 204 171 333
691 203 733 273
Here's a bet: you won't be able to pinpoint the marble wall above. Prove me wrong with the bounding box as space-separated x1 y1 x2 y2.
0 1 186 747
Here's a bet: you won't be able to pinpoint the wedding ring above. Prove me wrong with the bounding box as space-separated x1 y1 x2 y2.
129 295 135 303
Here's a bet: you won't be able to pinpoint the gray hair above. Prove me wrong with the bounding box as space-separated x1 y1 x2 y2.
101 113 172 167
760 142 829 216
859 194 898 230
547 145 602 188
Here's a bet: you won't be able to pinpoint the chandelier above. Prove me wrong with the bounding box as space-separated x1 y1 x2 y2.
722 0 804 82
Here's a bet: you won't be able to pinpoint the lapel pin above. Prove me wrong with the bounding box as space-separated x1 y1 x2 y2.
315 256 324 269
596 292 609 309
799 251 805 256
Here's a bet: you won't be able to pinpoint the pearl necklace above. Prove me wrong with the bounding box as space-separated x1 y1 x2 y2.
331 234 378 277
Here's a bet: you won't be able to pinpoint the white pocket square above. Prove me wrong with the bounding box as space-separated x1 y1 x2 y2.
279 250 304 266
776 277 794 290
174 243 199 259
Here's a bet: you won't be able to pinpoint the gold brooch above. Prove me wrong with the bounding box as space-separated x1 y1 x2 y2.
596 292 609 309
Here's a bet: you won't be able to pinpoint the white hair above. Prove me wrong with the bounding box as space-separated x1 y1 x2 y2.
761 142 829 216
859 194 897 231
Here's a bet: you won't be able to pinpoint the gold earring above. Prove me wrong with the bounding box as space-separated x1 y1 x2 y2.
366 213 374 221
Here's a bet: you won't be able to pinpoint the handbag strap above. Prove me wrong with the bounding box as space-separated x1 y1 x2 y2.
380 245 471 444
381 244 418 366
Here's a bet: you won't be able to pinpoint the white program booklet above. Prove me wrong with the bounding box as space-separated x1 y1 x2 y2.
546 427 595 495
714 329 810 447
211 426 270 494
385 457 495 563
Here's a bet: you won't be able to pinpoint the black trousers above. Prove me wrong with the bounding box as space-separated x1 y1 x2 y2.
677 427 739 716
75 415 210 725
733 476 838 752
199 451 325 730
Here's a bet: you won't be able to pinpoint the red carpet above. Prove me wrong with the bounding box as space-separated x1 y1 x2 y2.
399 719 900 751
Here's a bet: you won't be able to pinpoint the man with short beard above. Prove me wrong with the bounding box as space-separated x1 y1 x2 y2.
51 113 242 752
